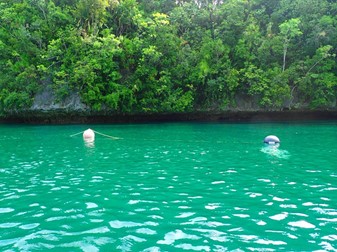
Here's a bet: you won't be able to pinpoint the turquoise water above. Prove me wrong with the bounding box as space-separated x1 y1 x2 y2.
0 122 337 251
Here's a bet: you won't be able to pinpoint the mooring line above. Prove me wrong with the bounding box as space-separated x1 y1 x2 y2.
70 130 121 140
93 130 122 140
70 131 85 137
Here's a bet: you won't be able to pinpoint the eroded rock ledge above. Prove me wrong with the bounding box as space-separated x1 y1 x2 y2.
2 110 337 124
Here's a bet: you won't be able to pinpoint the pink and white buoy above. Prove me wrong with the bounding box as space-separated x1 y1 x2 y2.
83 128 95 142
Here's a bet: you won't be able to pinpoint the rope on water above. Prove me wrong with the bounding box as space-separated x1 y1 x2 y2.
70 131 85 137
93 130 122 140
70 130 121 140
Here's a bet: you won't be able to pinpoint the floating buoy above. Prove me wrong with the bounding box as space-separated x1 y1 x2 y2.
71 128 120 145
83 128 95 142
264 135 280 145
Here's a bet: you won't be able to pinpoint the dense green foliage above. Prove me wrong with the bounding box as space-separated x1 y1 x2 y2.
0 0 336 113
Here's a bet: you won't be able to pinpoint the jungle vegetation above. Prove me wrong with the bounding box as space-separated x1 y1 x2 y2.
0 0 336 114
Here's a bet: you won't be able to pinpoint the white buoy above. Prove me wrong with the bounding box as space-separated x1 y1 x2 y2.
264 135 280 145
83 128 95 142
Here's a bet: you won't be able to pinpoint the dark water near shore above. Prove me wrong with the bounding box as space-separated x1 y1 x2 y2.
0 122 337 251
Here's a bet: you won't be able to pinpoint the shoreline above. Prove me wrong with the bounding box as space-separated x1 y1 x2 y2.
1 110 337 124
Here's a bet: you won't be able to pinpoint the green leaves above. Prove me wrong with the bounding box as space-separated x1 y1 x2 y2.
0 90 32 111
296 45 337 108
0 0 336 115
279 18 302 39
74 0 115 35
279 18 303 72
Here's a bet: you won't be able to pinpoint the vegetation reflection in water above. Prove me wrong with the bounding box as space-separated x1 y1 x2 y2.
0 122 337 251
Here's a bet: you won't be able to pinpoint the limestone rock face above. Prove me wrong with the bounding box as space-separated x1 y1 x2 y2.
31 86 87 112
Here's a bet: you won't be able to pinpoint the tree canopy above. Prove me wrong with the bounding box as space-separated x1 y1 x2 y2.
0 0 336 114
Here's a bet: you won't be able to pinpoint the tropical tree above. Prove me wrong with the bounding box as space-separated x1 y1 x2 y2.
279 18 302 72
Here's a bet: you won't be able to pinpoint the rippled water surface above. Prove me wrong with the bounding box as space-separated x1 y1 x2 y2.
1 122 337 251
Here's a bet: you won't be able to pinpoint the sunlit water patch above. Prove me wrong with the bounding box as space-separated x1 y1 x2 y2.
0 122 337 251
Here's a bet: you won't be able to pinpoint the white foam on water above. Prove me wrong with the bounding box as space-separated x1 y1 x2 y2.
288 220 316 229
270 212 288 221
157 229 200 245
261 146 290 159
86 202 98 209
0 208 15 214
